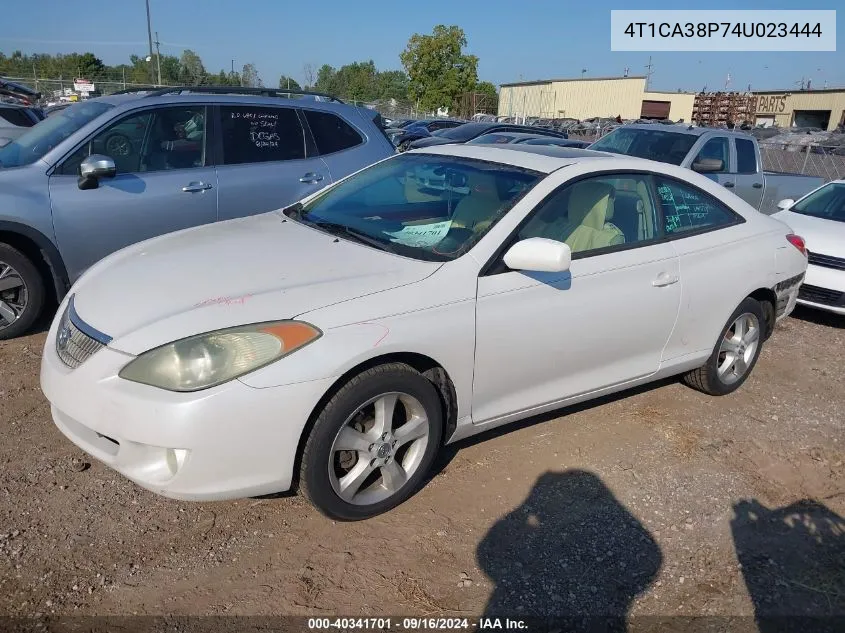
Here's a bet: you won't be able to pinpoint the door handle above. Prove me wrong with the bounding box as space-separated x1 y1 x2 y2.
752 182 763 189
182 182 213 193
723 181 735 188
652 272 679 287
299 172 324 184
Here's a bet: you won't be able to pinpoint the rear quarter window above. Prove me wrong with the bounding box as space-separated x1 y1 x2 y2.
303 109 363 155
0 107 36 127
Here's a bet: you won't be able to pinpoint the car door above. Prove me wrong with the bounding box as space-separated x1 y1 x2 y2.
48 104 218 282
689 135 735 191
732 136 765 208
472 172 682 424
301 108 372 185
652 174 756 362
215 104 330 221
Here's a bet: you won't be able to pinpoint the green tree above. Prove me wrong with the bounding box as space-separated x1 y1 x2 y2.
241 63 262 88
400 25 478 112
314 64 338 95
278 75 301 90
475 81 497 99
376 70 410 101
178 49 206 85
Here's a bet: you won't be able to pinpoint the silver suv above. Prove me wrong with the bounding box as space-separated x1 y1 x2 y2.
0 86 395 339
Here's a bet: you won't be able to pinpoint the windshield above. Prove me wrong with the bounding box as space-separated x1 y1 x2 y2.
288 153 542 261
437 123 488 142
791 182 845 223
468 133 517 145
0 100 112 168
589 128 698 166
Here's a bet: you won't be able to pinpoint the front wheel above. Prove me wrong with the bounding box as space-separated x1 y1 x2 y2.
0 244 45 340
300 363 443 520
682 297 766 396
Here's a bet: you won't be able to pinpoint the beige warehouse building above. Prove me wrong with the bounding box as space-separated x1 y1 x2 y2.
751 89 845 131
498 76 696 122
498 75 845 132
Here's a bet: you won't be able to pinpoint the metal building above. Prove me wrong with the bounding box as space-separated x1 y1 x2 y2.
750 88 845 131
497 76 695 122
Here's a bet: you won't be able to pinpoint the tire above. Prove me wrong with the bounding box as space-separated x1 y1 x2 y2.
300 363 444 521
0 243 46 340
104 133 131 157
682 297 766 396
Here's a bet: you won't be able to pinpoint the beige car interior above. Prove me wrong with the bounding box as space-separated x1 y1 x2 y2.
519 177 658 254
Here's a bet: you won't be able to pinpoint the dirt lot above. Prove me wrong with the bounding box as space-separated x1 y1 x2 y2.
1 307 843 627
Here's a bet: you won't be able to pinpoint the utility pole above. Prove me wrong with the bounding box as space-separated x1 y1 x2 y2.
154 31 162 85
32 62 38 93
122 67 126 90
645 56 654 89
145 0 155 84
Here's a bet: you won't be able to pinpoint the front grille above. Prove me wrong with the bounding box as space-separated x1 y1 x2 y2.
798 284 845 308
55 299 108 369
807 251 845 271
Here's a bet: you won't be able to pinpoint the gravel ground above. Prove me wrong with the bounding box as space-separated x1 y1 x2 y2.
0 307 843 626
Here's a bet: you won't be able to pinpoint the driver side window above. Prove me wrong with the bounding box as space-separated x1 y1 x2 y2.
693 137 729 173
59 106 206 176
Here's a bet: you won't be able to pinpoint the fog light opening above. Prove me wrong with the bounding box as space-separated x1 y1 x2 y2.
166 448 189 475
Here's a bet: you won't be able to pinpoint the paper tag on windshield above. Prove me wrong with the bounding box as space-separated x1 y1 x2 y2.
387 221 452 248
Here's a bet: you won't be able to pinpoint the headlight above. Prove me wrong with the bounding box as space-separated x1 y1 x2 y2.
118 321 321 392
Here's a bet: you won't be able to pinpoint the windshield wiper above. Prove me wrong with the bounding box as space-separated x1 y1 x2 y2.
310 220 397 254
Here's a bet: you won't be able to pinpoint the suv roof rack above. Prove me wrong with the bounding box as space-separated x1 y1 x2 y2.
110 87 159 95
139 85 344 103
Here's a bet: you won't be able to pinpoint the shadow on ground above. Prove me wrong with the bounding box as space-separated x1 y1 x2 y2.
732 498 845 633
788 305 844 329
476 469 661 631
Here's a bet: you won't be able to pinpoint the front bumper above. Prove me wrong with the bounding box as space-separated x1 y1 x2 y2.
795 264 845 316
40 316 336 501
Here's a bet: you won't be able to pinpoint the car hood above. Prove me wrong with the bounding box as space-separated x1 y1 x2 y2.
70 212 441 355
772 210 845 258
409 136 456 149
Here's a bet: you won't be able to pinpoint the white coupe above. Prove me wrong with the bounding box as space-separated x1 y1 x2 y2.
773 179 845 315
40 145 808 520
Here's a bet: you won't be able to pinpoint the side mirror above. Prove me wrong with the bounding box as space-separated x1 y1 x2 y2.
777 198 795 210
78 154 116 190
692 158 724 173
503 237 571 273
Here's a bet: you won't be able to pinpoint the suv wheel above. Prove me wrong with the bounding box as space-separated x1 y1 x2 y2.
0 244 45 340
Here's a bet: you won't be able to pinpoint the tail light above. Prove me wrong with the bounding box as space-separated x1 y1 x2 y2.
786 234 807 257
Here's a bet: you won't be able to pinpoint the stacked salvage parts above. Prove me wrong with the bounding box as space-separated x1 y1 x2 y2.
693 92 756 128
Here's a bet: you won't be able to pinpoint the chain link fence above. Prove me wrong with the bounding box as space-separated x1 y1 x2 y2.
759 142 845 182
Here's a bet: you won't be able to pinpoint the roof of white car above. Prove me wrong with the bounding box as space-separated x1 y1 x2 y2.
408 143 614 174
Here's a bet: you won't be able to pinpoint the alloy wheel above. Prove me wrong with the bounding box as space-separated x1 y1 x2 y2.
0 261 28 330
717 312 760 385
328 392 431 506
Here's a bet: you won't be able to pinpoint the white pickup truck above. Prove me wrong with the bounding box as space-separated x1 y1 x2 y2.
590 124 824 214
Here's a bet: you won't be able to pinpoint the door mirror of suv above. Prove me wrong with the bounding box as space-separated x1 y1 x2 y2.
78 154 116 190
692 158 724 173
777 198 795 210
504 237 572 273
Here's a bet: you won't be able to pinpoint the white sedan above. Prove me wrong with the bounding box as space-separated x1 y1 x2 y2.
40 145 808 520
773 179 845 315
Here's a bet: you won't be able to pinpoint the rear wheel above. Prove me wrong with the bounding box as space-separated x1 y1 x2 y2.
0 244 45 340
300 363 443 520
683 297 766 396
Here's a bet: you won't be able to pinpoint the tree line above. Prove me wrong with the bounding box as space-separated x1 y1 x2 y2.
1 25 497 111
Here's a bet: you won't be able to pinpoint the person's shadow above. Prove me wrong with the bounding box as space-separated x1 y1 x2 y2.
732 499 845 633
476 470 661 631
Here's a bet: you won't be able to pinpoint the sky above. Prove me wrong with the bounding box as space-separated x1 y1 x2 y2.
2 0 843 92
